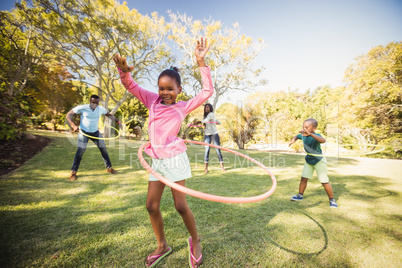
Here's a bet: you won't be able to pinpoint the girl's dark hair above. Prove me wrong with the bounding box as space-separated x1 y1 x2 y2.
203 103 213 119
158 66 181 87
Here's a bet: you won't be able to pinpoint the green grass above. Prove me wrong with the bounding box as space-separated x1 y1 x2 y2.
0 130 401 267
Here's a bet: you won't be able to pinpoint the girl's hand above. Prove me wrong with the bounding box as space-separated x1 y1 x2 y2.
113 54 134 73
195 37 210 62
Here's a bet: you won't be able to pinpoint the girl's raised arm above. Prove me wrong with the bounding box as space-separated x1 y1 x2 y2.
195 37 210 67
113 54 134 73
114 54 158 108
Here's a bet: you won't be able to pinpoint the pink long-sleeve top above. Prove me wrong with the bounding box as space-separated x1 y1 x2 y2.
119 67 214 159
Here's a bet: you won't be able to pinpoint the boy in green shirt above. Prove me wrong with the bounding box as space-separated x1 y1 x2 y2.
289 118 338 208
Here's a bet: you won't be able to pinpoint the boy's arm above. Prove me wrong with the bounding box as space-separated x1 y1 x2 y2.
309 133 326 143
301 130 326 143
289 135 299 147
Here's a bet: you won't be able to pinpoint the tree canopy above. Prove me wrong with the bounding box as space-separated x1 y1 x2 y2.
342 42 402 145
1 1 400 158
168 12 267 109
17 0 172 135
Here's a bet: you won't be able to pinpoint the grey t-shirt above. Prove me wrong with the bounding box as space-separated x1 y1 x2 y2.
201 112 221 135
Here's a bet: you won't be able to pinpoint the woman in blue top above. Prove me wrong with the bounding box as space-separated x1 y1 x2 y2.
196 103 226 173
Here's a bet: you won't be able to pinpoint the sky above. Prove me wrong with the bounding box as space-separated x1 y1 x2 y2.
1 0 401 106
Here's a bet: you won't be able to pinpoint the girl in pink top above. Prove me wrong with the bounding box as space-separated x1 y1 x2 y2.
113 38 211 267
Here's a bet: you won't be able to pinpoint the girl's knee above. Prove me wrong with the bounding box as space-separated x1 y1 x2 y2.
146 201 160 214
174 202 190 215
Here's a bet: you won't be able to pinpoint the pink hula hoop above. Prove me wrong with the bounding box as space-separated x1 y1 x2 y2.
137 140 277 203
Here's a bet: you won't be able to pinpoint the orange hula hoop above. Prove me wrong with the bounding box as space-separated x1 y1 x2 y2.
137 140 277 203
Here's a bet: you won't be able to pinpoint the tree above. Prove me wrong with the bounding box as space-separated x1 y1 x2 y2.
168 12 267 109
0 7 56 138
28 63 82 130
342 42 402 144
0 9 46 96
18 0 173 136
244 90 313 144
0 92 29 141
118 97 149 136
217 102 260 149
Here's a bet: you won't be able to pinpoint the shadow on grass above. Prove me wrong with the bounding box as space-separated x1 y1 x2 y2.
265 209 328 256
184 165 400 267
0 131 151 267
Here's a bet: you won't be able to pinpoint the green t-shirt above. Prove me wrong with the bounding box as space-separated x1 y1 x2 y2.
297 133 323 165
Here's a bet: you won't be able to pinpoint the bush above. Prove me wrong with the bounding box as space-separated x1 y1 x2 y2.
0 92 29 141
29 114 45 129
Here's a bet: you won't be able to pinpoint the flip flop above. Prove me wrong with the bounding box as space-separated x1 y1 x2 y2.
188 237 203 268
145 247 172 267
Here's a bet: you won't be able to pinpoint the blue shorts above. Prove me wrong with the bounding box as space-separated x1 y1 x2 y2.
149 151 192 182
301 158 329 183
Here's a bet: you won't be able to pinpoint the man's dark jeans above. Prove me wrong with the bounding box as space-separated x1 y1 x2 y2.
71 130 112 172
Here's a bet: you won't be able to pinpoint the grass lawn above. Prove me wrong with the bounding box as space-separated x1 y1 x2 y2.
0 130 401 267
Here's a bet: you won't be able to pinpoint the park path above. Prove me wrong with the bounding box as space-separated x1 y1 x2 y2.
327 157 401 181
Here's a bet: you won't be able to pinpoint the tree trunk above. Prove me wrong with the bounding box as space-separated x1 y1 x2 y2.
104 116 113 138
212 93 220 110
